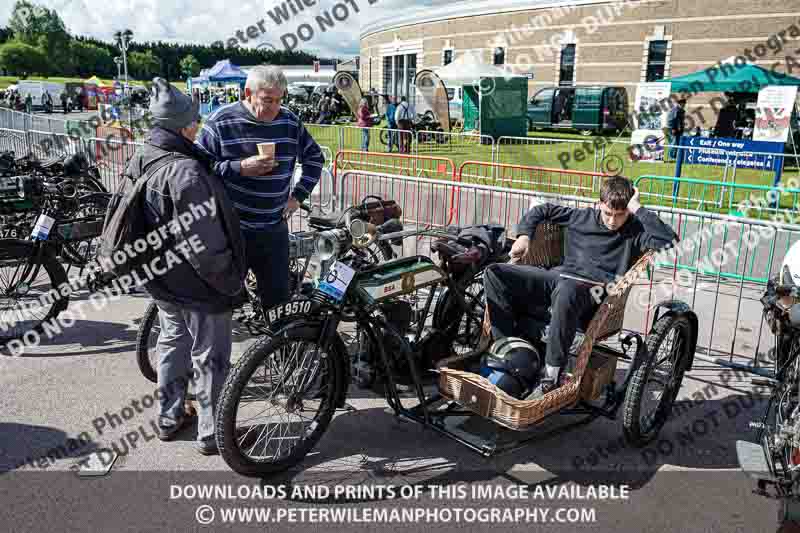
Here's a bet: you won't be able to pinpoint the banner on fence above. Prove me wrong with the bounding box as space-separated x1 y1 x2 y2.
753 86 798 143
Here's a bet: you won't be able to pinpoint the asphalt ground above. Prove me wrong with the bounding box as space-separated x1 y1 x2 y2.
0 278 789 533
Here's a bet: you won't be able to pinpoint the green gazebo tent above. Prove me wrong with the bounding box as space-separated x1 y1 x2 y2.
433 53 528 139
663 58 800 93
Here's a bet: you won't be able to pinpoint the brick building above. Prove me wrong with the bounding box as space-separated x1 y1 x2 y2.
359 0 800 111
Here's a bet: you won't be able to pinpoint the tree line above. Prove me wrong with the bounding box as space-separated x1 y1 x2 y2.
0 0 321 82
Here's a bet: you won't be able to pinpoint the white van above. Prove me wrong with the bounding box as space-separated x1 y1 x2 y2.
16 80 66 110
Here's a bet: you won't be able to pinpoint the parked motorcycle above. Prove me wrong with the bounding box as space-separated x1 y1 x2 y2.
737 271 800 524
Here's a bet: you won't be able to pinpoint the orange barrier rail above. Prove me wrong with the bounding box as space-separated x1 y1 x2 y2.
94 125 138 190
334 150 459 225
333 150 456 181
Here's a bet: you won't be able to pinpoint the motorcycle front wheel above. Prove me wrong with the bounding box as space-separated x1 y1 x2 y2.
216 324 345 477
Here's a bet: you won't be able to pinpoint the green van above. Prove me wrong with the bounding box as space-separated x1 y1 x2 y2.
527 86 629 136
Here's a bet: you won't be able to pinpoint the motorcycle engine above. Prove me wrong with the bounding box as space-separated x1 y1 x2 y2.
352 300 416 390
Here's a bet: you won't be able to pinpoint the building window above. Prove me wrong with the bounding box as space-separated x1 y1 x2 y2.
393 55 403 97
382 53 417 99
382 56 392 94
405 53 416 98
645 40 668 82
559 44 575 86
443 49 453 66
493 47 505 66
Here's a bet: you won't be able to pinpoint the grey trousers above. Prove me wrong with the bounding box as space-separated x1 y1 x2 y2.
155 300 232 442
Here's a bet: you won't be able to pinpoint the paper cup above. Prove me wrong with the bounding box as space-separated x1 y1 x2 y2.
257 142 275 158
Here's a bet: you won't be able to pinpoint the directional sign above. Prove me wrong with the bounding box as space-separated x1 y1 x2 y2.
680 136 784 172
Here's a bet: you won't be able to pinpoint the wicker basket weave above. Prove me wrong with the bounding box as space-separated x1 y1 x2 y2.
438 222 654 431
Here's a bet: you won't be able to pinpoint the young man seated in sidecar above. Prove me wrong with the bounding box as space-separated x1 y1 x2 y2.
483 176 678 400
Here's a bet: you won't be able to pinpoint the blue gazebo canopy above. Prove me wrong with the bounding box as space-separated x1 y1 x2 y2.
188 61 247 94
206 60 247 82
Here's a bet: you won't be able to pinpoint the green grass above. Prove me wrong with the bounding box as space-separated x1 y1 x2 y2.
308 121 800 218
0 76 186 92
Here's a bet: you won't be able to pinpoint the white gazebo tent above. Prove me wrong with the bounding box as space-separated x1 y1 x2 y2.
430 51 527 136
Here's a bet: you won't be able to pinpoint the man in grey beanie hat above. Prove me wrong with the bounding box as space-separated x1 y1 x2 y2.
148 77 201 131
124 77 247 455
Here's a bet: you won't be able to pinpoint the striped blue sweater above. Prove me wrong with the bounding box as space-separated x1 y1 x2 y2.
195 102 323 232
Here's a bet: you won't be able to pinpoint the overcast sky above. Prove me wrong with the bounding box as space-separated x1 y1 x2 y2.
0 0 448 58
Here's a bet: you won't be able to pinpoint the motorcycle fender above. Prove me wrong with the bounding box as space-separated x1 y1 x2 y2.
651 300 699 371
273 317 349 409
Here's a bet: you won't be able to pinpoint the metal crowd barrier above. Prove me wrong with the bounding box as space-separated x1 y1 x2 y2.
415 130 495 162
635 174 800 218
496 135 603 172
337 169 799 371
457 160 609 198
0 128 33 157
333 150 456 180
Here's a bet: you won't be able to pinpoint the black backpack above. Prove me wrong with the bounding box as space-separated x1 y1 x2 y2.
98 149 188 278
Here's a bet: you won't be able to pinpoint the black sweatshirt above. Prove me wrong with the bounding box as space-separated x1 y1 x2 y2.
517 203 678 284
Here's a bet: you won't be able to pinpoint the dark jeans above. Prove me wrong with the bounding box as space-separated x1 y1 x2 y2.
397 119 412 153
484 264 599 368
243 220 290 311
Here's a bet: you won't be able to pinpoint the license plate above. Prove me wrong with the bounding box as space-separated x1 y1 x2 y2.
0 226 20 239
266 299 314 325
317 261 355 302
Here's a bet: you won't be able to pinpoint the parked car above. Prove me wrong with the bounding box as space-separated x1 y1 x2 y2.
527 85 628 136
288 83 317 103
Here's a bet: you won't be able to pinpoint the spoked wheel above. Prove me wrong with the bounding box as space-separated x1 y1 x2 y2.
0 242 67 344
135 300 159 383
623 314 691 447
432 276 486 355
217 325 344 477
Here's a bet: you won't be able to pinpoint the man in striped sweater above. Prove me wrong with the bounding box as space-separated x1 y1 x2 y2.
196 65 324 312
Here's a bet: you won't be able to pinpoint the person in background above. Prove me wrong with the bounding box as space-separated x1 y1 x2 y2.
195 65 324 314
24 93 32 113
127 78 247 455
385 96 399 152
42 91 52 113
395 96 413 154
714 99 738 139
357 97 372 151
666 98 686 161
60 91 68 114
318 96 331 124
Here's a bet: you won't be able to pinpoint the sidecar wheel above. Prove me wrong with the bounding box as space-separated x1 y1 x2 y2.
622 314 691 447
216 324 344 477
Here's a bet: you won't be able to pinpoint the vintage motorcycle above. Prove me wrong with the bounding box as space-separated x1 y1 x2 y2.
214 219 695 477
737 274 800 523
